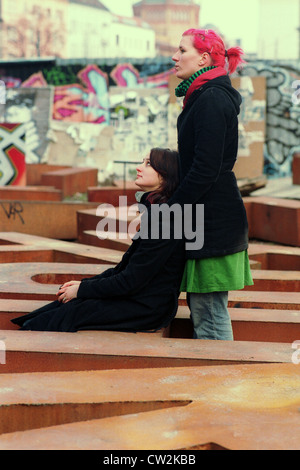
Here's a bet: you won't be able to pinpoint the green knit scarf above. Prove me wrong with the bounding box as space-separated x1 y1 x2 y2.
175 66 217 97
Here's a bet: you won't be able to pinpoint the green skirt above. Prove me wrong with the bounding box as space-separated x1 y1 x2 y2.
180 250 254 294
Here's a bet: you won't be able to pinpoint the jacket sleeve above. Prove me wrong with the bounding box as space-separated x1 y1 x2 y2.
80 267 116 283
168 88 228 206
77 215 183 300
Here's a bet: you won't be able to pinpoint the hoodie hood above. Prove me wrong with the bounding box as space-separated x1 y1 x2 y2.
198 75 242 115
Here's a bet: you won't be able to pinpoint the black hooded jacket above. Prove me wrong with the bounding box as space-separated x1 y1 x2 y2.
12 193 185 333
168 74 249 259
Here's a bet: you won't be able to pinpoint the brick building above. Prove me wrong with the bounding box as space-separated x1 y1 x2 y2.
133 0 200 55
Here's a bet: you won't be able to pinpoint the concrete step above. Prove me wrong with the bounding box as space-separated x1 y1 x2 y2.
87 186 138 206
245 196 300 246
26 164 71 186
172 305 300 343
0 233 122 265
178 290 300 310
0 329 293 374
0 186 63 201
248 242 300 271
77 205 139 243
0 201 99 239
1 298 299 344
0 363 298 450
41 167 98 198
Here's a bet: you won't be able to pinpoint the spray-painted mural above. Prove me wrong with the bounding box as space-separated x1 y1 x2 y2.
0 87 53 163
0 123 26 185
0 58 299 177
240 62 300 176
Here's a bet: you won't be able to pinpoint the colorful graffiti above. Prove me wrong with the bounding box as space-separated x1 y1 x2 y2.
0 123 26 185
240 62 300 176
1 62 173 127
0 87 52 163
1 58 299 175
53 65 110 124
110 63 173 88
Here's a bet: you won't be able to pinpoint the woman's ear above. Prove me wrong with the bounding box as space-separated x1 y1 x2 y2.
199 52 212 67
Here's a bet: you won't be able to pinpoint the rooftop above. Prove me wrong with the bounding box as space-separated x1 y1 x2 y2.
68 0 110 11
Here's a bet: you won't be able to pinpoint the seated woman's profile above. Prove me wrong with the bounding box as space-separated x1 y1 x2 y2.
12 148 185 333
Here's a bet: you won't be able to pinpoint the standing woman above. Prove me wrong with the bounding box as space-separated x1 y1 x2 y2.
170 29 253 340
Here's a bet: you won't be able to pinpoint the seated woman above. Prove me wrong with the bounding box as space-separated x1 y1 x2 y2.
12 148 185 333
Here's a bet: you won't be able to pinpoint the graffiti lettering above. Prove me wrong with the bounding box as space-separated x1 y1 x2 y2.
0 202 24 224
0 80 6 104
292 80 300 105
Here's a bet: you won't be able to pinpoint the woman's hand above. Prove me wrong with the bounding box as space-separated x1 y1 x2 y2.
57 280 81 303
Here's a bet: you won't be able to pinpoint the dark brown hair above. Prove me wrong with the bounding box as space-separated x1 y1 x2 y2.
148 147 179 203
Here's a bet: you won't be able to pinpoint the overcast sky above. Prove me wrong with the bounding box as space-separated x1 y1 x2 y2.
100 0 260 53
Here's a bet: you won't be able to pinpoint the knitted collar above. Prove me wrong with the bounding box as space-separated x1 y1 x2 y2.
175 66 217 97
175 66 228 108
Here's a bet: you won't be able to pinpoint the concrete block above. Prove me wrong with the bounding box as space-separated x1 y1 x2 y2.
292 152 300 185
0 186 62 201
87 186 138 206
26 164 71 186
41 167 98 198
0 300 50 330
227 290 300 310
79 230 132 251
245 196 300 246
77 205 139 243
171 305 300 343
0 232 122 266
0 262 111 300
0 201 99 239
0 364 299 450
248 242 300 270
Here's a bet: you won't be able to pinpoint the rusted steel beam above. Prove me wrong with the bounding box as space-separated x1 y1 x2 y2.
0 329 292 374
0 364 299 450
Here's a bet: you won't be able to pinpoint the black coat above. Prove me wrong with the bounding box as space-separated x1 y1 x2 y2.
169 75 249 259
12 195 185 333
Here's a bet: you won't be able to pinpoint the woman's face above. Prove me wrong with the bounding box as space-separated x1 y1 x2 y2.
172 35 203 80
135 156 162 192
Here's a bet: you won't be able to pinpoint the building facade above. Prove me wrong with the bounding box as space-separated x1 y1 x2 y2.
133 0 200 55
0 0 156 59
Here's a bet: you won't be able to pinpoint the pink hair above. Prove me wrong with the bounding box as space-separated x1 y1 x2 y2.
183 28 245 74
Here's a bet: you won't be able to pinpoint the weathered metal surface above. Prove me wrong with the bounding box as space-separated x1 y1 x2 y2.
0 364 299 450
0 329 292 374
245 196 300 246
172 306 300 343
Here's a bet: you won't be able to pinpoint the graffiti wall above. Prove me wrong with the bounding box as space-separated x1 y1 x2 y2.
240 61 300 176
0 58 299 176
0 87 53 163
0 123 26 185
